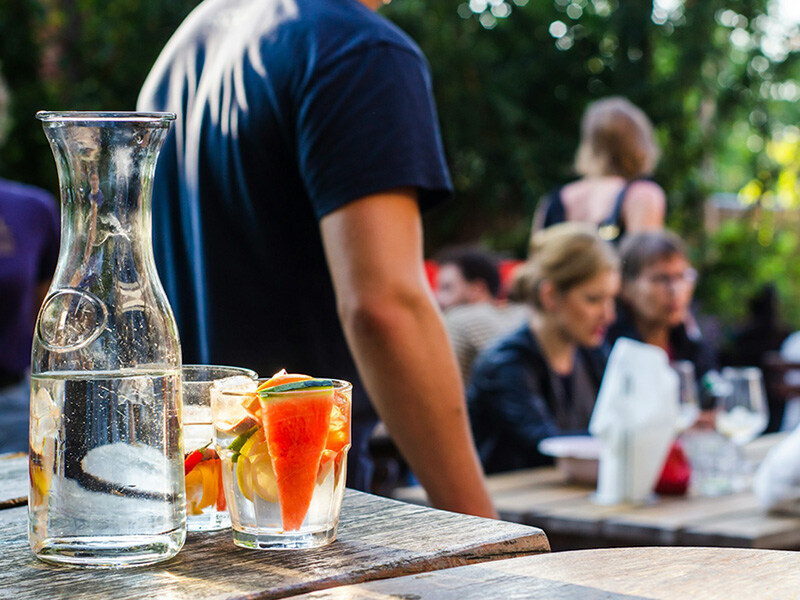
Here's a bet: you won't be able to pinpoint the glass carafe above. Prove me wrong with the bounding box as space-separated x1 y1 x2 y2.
29 112 185 567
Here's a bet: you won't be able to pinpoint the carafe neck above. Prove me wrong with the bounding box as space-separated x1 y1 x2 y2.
38 112 173 289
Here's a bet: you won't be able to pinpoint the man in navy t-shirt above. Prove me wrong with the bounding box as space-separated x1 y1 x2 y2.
0 178 59 452
139 0 495 516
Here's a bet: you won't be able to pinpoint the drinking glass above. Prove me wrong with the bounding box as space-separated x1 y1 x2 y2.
183 365 257 531
716 367 769 445
671 360 700 431
680 429 740 496
212 378 351 549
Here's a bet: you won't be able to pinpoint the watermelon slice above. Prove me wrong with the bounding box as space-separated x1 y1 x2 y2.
261 388 334 531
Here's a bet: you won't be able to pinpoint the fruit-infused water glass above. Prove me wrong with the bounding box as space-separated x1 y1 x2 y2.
183 365 257 531
211 372 351 549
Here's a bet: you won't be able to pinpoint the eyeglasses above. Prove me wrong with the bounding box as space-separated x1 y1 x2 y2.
645 268 698 289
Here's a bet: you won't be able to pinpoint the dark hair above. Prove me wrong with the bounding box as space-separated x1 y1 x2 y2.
619 230 687 281
435 246 501 298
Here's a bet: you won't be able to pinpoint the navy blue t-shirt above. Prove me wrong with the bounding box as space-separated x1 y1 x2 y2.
0 178 59 375
138 0 452 434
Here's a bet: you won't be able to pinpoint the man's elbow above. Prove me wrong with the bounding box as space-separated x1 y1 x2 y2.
337 286 429 340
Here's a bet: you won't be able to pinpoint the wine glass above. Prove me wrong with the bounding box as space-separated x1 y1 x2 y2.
715 367 769 445
671 360 700 431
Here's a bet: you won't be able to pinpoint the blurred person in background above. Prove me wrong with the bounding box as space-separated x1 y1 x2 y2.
533 96 665 243
725 284 790 431
435 246 529 384
0 75 60 453
468 223 619 474
138 0 495 517
608 231 717 385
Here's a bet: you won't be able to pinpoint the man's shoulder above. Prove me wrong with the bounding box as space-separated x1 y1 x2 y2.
446 303 529 329
157 0 420 59
295 0 421 51
139 0 424 109
446 303 496 322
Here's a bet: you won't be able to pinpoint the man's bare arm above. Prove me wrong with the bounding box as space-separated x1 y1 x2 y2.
320 188 497 519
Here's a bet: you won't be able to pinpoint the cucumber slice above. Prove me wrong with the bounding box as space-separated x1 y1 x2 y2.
258 378 333 395
227 424 259 463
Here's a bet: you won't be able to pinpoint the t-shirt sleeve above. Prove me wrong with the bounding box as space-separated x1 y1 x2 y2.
296 43 453 218
37 194 60 283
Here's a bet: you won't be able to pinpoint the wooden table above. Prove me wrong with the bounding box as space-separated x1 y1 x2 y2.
0 453 28 509
287 546 800 599
0 454 549 599
395 434 800 551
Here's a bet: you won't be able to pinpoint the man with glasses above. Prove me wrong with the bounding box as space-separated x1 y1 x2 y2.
607 230 717 384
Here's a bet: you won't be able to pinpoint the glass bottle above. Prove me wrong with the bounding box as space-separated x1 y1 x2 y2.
29 112 185 567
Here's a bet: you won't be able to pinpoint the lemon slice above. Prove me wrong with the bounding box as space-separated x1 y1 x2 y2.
235 430 264 501
250 451 279 503
234 429 277 503
236 455 255 502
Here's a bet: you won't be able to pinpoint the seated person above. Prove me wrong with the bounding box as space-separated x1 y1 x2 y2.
467 223 620 474
0 176 59 453
608 230 717 383
435 246 529 384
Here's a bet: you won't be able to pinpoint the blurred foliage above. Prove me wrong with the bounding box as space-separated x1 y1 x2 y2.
739 130 800 208
0 0 198 192
1 0 799 329
384 0 800 257
697 217 800 329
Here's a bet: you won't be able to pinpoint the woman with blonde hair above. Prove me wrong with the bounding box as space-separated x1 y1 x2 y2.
467 223 620 473
533 97 665 242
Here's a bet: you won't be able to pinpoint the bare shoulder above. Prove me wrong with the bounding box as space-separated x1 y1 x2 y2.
624 180 666 229
627 180 666 205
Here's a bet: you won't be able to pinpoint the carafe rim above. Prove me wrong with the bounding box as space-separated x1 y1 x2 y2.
36 110 176 123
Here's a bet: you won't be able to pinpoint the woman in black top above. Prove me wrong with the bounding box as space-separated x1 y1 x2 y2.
468 223 620 474
533 97 666 244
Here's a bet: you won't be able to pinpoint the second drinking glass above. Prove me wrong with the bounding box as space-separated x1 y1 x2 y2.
183 365 257 532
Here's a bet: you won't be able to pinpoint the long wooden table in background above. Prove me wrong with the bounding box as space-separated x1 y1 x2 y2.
395 434 800 551
0 453 549 599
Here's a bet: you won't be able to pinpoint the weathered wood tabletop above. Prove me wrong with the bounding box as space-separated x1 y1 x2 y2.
0 474 549 600
395 434 800 551
287 546 800 599
0 453 28 509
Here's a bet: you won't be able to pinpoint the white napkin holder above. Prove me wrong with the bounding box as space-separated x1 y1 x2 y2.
589 338 679 505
